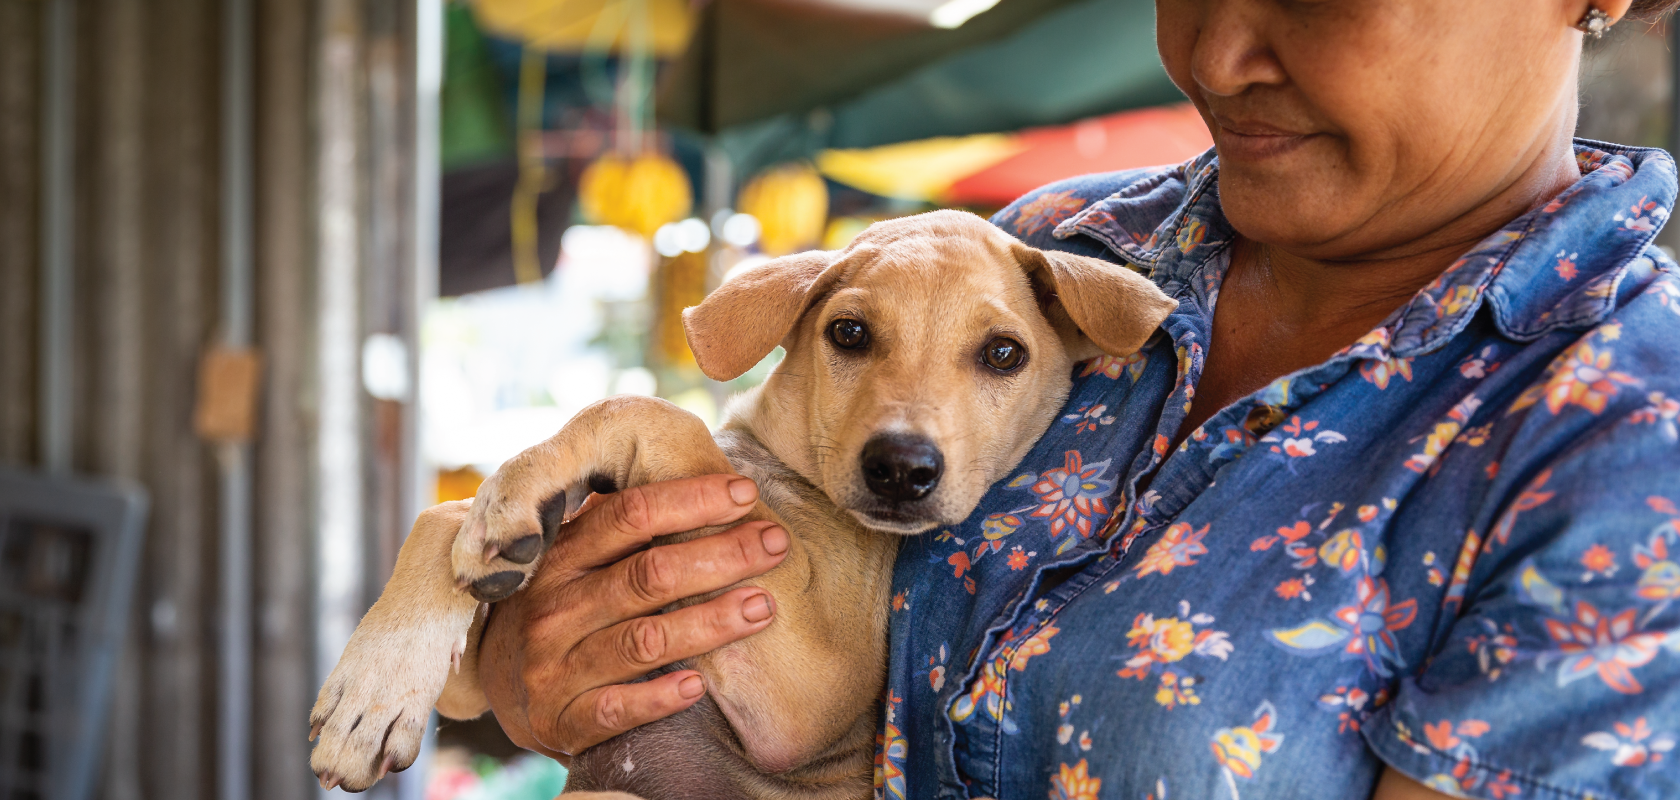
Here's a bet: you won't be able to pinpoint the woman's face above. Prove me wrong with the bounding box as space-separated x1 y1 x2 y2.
1156 0 1599 260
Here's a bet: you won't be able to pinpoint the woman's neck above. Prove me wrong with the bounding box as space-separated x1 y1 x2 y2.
1174 139 1583 449
1246 138 1583 339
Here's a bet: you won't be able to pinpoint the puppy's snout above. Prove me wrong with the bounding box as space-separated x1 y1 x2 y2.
860 434 944 502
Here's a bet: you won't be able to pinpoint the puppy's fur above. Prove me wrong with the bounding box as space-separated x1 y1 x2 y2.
308 210 1175 797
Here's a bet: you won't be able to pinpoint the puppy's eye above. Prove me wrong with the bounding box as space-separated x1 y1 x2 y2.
981 337 1025 372
829 318 868 349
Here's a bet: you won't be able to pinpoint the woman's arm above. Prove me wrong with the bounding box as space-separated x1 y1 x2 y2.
1373 769 1452 800
1360 368 1680 800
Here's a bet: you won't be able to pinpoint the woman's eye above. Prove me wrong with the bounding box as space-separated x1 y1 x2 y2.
981 337 1025 372
829 319 868 349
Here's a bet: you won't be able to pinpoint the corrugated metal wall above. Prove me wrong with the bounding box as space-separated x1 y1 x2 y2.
0 1 38 467
0 1 423 798
252 0 319 797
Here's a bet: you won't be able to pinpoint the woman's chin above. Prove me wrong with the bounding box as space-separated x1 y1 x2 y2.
1218 184 1360 252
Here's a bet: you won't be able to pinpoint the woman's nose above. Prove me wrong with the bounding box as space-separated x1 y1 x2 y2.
1189 0 1288 98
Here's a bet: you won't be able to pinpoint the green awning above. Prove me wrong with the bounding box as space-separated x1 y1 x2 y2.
658 0 1181 178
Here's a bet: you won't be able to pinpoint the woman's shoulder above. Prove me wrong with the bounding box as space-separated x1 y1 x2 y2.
1493 243 1680 443
1591 244 1680 376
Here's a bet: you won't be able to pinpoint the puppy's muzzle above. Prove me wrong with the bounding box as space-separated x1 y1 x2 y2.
860 434 943 502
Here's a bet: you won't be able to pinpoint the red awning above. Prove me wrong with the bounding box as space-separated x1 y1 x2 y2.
943 102 1212 207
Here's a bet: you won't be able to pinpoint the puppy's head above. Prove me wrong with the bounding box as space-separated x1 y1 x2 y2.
683 210 1176 535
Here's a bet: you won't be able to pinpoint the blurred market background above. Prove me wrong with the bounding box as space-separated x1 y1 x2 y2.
0 1 1673 798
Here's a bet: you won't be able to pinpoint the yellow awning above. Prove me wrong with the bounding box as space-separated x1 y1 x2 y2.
472 0 695 56
815 133 1024 203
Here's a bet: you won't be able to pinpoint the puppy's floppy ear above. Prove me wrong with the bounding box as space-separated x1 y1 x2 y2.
1013 242 1177 360
682 249 842 381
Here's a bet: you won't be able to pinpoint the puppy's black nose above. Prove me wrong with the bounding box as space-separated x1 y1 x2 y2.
861 434 944 502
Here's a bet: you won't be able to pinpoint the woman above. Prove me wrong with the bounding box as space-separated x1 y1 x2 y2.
476 1 1680 797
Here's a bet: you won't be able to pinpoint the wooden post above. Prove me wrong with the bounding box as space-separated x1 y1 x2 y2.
313 4 370 796
138 0 219 795
0 0 42 468
252 0 316 796
88 0 148 797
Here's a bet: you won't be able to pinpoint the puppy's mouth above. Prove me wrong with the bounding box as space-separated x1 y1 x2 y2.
838 432 951 534
846 506 943 536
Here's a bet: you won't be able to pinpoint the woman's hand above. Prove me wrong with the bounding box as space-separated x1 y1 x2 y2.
1372 769 1454 800
476 474 789 759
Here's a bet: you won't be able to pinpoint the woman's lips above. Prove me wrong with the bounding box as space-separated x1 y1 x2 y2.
1214 121 1320 160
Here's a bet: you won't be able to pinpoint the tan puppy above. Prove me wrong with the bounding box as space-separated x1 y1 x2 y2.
308 210 1176 796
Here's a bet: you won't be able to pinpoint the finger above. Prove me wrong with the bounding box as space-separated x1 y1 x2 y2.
544 474 761 574
549 520 788 628
566 489 606 521
533 669 709 756
561 587 776 690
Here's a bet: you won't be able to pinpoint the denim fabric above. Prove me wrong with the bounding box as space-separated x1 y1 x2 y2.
875 142 1680 800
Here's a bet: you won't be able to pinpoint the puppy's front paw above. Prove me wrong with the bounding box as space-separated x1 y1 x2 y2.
451 474 573 602
309 619 468 792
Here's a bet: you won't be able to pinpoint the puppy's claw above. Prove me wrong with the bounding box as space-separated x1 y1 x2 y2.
481 543 500 564
319 774 340 791
377 754 396 782
538 490 568 546
309 721 323 741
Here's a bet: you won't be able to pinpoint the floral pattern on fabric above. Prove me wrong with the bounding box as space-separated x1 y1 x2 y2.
1210 702 1284 798
1582 717 1676 768
976 451 1119 557
879 143 1680 800
874 689 909 800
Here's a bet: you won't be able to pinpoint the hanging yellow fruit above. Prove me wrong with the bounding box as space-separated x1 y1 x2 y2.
652 249 707 367
578 152 693 237
737 162 828 256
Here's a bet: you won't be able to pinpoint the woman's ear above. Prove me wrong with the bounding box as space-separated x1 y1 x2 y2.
1575 0 1634 28
682 250 841 381
1013 242 1177 360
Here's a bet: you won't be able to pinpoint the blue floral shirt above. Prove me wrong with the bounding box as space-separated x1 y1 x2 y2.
875 142 1680 800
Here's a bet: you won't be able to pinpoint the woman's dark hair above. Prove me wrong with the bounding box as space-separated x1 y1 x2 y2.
1628 0 1680 21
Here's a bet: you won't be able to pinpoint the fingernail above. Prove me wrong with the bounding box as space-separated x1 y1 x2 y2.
742 593 773 623
760 525 789 555
728 477 758 506
678 674 705 698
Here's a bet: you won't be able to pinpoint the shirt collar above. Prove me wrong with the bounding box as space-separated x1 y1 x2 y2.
1053 140 1677 358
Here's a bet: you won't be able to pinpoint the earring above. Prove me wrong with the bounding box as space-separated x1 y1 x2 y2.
1576 6 1614 38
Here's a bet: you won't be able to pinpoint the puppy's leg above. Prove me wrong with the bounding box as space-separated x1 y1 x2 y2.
450 395 736 599
310 500 481 791
436 601 491 720
312 396 731 792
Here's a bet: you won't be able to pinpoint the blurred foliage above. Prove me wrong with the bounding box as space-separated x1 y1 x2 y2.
442 2 514 170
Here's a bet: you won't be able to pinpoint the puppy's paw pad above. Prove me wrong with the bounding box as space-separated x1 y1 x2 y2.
450 539 538 599
450 486 568 598
467 570 527 602
497 533 545 565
